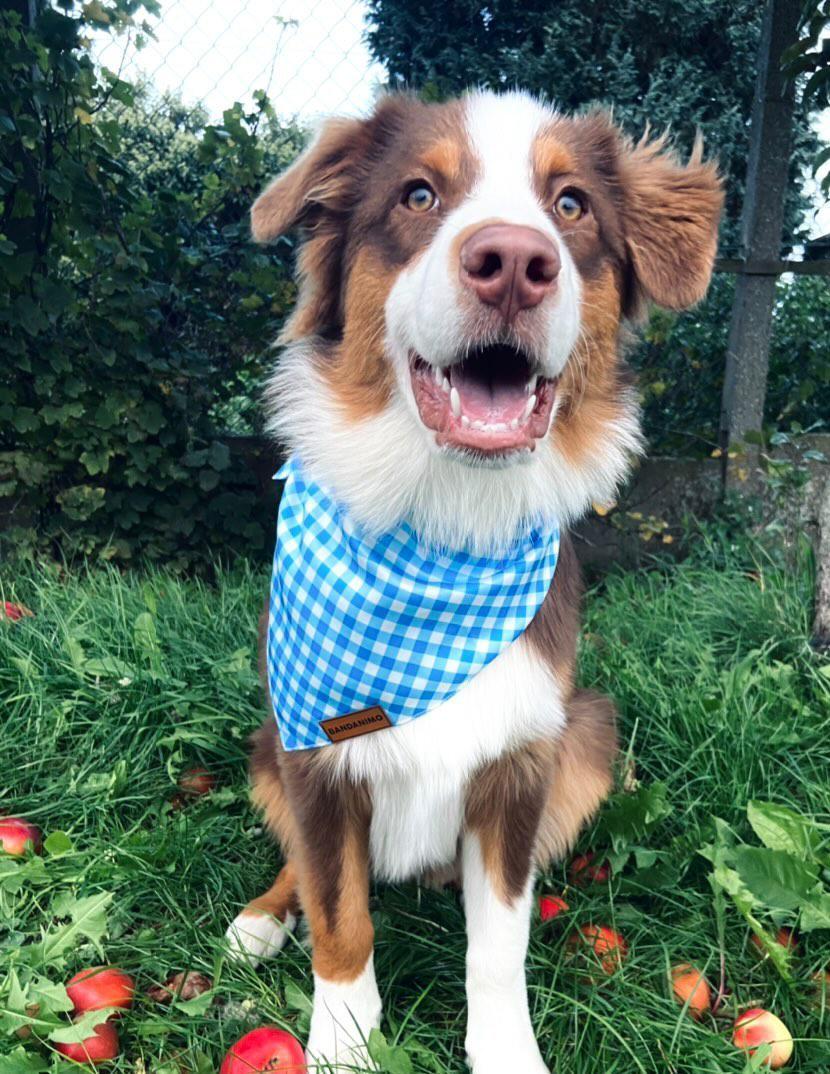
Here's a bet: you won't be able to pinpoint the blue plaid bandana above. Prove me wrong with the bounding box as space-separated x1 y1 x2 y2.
267 456 560 750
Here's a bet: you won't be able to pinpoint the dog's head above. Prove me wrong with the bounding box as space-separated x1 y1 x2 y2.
257 91 722 550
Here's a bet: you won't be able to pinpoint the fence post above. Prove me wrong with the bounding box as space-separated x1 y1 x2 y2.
718 0 801 486
814 475 830 650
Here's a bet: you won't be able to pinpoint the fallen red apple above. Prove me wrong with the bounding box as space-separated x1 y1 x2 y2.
568 852 610 886
220 1026 306 1073
566 924 628 975
751 927 797 956
539 894 569 921
0 816 42 856
732 1008 793 1069
670 963 712 1019
178 767 215 797
55 1020 119 1065
66 967 135 1016
1 601 33 622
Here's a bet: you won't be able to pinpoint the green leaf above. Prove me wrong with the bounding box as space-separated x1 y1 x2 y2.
208 440 231 471
800 891 830 932
368 1028 414 1074
34 891 113 962
84 655 134 680
28 976 74 1017
43 831 74 856
597 782 673 852
198 468 220 492
284 979 313 1016
0 1048 49 1073
63 636 87 674
133 611 162 673
173 989 216 1016
747 800 818 860
47 1006 117 1043
732 847 818 911
79 447 112 476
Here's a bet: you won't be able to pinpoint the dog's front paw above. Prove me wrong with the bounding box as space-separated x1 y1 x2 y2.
224 909 296 967
305 960 382 1073
466 1025 550 1074
305 1036 376 1073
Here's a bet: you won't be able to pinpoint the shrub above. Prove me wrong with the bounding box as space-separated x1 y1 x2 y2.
0 1 301 566
633 274 830 455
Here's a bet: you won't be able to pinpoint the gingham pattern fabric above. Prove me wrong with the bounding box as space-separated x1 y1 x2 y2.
267 457 560 750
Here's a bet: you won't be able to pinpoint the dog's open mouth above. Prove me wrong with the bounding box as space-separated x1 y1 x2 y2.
409 345 556 455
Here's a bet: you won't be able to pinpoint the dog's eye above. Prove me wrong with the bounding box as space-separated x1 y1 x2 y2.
404 184 438 213
553 191 586 221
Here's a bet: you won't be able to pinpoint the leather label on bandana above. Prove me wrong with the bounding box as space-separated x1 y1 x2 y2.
320 706 392 743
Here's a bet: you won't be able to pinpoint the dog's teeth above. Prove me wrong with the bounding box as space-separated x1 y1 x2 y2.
522 394 537 421
472 419 485 431
461 415 470 427
526 374 538 395
510 418 519 430
450 387 461 418
442 377 450 394
433 365 443 386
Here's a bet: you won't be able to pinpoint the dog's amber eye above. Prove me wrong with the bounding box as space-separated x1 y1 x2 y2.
404 184 438 213
554 191 585 221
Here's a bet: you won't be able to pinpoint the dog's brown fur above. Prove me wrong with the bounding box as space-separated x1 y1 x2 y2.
239 93 722 990
245 529 615 978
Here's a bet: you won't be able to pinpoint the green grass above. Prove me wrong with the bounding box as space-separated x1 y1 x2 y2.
1 546 829 1073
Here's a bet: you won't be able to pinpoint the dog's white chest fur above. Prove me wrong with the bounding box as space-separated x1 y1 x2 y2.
334 635 566 881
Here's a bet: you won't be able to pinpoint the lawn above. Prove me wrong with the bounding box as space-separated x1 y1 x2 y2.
1 540 829 1073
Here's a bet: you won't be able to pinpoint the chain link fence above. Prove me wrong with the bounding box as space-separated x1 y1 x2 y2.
94 0 384 121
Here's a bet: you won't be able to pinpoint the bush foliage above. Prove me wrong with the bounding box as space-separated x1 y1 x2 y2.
635 274 830 455
0 0 300 565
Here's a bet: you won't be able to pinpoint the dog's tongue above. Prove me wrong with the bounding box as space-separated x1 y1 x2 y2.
450 361 530 423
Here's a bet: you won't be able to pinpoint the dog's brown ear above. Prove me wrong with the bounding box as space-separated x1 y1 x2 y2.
619 135 723 316
251 117 368 244
252 97 411 341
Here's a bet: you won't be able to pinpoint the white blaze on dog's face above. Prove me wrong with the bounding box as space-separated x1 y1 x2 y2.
385 93 582 457
255 91 722 549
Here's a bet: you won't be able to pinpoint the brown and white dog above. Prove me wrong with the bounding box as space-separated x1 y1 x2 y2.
226 90 722 1072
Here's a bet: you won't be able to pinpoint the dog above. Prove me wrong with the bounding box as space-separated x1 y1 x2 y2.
225 90 722 1073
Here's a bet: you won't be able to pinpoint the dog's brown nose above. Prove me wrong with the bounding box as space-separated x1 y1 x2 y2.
459 224 560 322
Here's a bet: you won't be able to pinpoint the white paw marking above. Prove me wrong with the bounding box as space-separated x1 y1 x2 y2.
463 834 549 1074
224 909 296 967
305 957 382 1072
466 1024 550 1074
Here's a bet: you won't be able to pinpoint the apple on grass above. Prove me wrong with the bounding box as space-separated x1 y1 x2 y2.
220 1026 306 1073
669 963 712 1019
732 1008 794 1069
0 816 42 856
1 601 33 622
538 894 569 921
566 924 628 976
568 851 610 886
66 967 135 1016
55 1020 119 1065
178 767 215 797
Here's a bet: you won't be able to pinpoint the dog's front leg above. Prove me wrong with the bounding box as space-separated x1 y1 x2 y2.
282 758 380 1071
463 754 551 1074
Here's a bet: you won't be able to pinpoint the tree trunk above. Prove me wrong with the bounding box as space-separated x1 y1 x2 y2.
719 0 801 488
813 476 830 649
